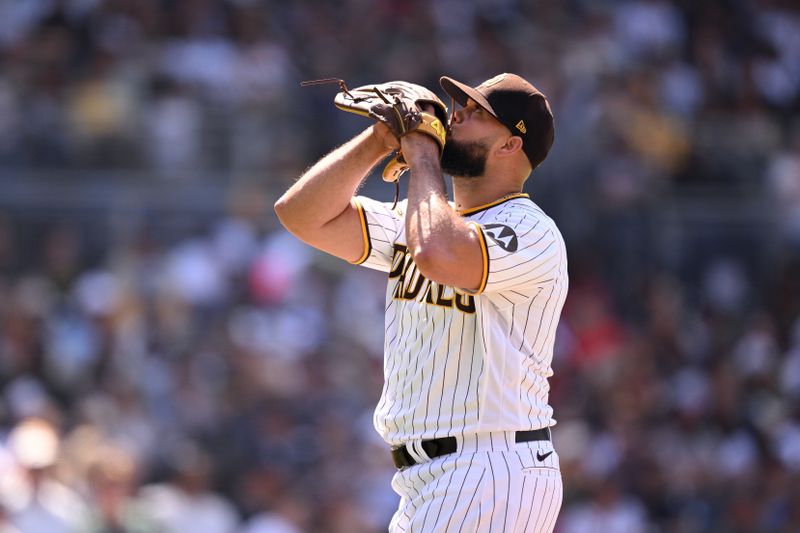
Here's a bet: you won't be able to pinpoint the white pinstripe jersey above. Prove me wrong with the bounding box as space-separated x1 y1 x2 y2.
351 193 568 446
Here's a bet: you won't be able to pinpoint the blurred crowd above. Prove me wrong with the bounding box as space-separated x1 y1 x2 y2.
1 0 800 532
0 205 398 532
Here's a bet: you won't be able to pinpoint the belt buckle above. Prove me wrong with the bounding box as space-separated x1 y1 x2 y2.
391 439 434 470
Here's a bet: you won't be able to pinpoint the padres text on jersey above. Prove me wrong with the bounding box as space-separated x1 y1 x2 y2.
352 193 568 445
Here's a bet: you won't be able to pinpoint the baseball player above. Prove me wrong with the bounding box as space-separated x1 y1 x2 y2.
275 73 567 532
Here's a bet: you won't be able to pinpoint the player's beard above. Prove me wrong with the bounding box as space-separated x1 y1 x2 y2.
440 137 490 178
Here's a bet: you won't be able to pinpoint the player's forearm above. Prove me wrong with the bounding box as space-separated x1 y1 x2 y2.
274 126 391 235
403 139 472 272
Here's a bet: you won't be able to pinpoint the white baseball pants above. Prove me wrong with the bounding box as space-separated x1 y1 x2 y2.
389 431 563 532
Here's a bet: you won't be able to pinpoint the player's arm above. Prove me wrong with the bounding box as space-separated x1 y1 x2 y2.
401 134 485 292
274 124 397 262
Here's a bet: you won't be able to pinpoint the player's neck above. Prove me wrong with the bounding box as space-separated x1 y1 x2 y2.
452 179 522 212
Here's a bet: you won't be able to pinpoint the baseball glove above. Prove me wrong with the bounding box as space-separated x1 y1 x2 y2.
302 79 448 184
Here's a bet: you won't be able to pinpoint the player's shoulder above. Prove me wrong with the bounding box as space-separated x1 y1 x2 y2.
466 194 566 250
462 193 553 226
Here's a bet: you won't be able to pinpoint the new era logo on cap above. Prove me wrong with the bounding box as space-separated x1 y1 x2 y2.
440 73 555 170
482 73 509 87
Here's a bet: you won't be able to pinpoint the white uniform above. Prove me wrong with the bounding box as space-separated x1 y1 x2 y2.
352 192 568 532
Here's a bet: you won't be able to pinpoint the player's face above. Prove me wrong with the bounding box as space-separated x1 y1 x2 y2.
442 99 509 178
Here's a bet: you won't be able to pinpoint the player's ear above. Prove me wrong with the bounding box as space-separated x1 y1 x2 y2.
495 136 524 158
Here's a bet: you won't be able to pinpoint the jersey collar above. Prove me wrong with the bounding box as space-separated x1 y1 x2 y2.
457 193 529 216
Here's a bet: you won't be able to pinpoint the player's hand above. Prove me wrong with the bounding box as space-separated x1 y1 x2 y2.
372 122 401 152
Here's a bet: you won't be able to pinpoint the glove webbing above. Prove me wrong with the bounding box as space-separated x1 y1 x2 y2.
304 78 392 115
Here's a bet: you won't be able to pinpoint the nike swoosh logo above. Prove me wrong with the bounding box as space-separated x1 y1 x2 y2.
536 451 553 462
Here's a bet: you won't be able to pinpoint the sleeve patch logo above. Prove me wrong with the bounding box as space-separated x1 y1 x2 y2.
483 224 518 252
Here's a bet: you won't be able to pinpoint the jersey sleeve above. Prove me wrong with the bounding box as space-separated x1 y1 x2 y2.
468 207 563 295
350 196 403 272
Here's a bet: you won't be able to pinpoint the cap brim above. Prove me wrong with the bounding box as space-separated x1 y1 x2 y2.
440 76 498 118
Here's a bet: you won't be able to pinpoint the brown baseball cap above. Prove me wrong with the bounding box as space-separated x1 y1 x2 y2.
440 73 555 169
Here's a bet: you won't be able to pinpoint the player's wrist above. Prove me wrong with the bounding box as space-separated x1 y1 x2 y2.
400 133 440 163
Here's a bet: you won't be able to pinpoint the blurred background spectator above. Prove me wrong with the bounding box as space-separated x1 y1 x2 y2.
0 0 799 531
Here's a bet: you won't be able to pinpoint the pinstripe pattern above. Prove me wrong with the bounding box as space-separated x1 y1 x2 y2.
353 195 567 443
390 434 562 532
353 194 566 530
